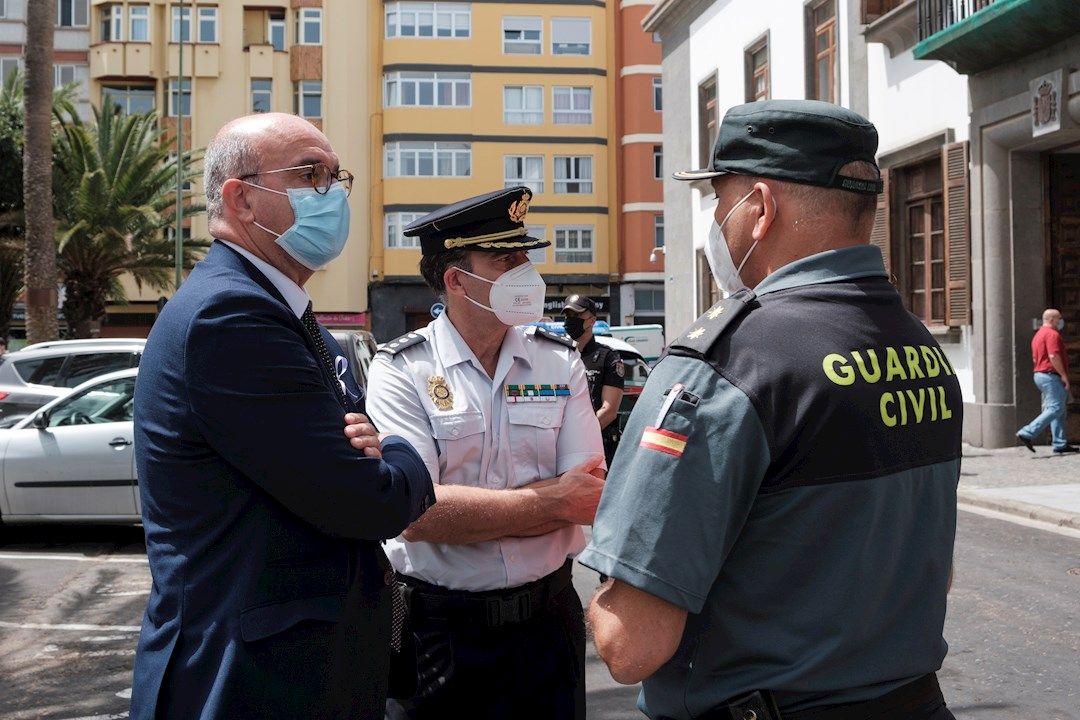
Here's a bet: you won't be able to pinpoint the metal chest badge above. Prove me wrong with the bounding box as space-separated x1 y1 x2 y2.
427 376 454 411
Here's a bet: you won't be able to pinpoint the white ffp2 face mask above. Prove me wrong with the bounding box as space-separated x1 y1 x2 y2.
457 262 547 326
705 189 761 296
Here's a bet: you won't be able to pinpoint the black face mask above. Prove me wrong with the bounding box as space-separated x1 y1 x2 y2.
564 316 587 340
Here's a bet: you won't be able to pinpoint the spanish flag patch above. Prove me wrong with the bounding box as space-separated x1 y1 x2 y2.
640 426 688 457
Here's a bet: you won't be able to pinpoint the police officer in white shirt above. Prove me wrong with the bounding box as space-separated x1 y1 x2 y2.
362 186 605 720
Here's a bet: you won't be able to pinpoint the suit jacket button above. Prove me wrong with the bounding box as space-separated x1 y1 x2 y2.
384 570 395 586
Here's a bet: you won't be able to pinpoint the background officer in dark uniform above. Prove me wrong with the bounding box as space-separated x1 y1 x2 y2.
563 295 624 465
580 100 961 720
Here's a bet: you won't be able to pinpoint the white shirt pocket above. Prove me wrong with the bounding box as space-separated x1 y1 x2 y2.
506 399 565 486
429 410 487 486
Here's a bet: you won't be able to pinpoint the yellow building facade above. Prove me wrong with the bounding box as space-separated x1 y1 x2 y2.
86 0 373 335
367 0 619 340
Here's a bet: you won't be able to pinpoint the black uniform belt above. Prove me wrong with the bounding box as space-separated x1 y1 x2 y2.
700 673 945 720
400 559 573 628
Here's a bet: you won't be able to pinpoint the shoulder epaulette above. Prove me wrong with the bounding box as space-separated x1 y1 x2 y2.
378 331 427 356
529 325 576 349
666 289 756 358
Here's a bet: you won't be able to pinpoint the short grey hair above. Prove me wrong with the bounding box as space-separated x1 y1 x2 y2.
203 130 259 221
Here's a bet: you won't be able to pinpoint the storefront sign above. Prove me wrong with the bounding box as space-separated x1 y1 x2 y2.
314 312 367 327
542 296 608 314
1031 69 1063 138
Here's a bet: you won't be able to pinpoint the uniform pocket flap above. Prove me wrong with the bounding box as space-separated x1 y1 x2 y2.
429 410 486 440
506 401 565 429
240 594 344 643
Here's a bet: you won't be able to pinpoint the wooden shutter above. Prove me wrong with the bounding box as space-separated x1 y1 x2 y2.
942 141 971 326
870 167 891 275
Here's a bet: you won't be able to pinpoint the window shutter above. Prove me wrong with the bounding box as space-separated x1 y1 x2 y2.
870 167 891 274
943 141 971 326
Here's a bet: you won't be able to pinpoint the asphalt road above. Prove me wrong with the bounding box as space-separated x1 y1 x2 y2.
0 511 1076 719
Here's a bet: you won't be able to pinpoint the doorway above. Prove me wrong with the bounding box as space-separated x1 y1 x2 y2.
1048 154 1080 438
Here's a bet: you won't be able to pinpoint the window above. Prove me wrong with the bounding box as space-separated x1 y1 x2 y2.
504 155 544 193
294 80 322 118
268 11 286 50
526 226 547 264
385 212 425 248
171 5 191 42
653 146 663 180
102 84 154 114
504 85 543 124
654 215 665 248
553 87 591 124
0 1 6 19
746 38 769 101
61 354 136 389
906 196 946 325
386 3 470 38
697 75 718 168
198 6 218 43
251 79 272 113
554 226 593 263
129 5 149 41
168 78 191 117
0 57 20 83
553 156 592 194
167 153 192 190
48 376 136 426
57 0 88 27
551 17 590 55
635 287 665 313
12 356 66 385
385 141 471 177
54 64 78 89
100 4 122 42
697 249 719 312
653 77 662 111
297 8 321 44
384 72 470 107
503 16 541 54
807 0 836 103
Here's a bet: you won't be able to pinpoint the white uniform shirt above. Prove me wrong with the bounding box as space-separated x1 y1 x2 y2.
366 313 604 591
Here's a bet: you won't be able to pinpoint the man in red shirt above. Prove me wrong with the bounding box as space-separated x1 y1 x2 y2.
1017 308 1077 453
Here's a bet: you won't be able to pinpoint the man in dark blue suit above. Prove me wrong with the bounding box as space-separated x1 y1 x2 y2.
131 113 435 719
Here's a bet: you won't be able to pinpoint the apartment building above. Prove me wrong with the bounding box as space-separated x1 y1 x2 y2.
367 0 618 341
0 0 92 119
615 0 665 329
85 0 373 335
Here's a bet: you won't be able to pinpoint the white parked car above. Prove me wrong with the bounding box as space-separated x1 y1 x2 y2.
0 368 140 525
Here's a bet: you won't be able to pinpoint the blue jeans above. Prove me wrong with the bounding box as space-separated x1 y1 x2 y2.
1018 372 1069 449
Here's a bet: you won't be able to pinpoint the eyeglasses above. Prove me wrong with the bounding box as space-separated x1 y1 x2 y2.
240 162 354 197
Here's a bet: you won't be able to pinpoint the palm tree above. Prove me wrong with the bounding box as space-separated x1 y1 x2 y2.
52 103 207 338
22 0 58 343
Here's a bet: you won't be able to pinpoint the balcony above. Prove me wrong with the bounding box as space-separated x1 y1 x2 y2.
862 0 918 58
913 0 1080 74
89 42 157 79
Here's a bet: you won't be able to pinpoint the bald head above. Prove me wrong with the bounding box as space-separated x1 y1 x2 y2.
1043 308 1062 326
203 113 331 222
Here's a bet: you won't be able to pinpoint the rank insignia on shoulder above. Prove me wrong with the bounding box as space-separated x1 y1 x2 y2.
505 383 570 403
640 427 688 457
378 332 427 356
427 375 454 410
530 326 575 348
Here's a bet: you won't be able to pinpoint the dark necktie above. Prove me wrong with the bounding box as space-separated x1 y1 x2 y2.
301 302 347 407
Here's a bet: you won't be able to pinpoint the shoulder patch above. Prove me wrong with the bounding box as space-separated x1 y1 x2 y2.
529 325 576 349
378 332 427 356
667 289 756 358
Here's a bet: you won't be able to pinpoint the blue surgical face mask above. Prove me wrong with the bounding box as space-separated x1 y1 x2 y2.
1058 319 1065 331
245 182 350 270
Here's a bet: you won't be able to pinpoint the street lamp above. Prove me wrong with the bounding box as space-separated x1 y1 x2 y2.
174 0 187 290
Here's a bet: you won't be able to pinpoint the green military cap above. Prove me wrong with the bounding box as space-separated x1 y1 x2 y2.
405 186 551 256
674 99 883 195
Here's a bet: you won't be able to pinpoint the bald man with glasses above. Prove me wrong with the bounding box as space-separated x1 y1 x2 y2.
131 113 434 720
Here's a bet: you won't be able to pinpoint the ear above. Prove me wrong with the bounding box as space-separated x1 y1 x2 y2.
443 263 467 298
750 181 777 241
222 178 254 223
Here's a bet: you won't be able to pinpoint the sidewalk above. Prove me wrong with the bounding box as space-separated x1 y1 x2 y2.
958 443 1080 533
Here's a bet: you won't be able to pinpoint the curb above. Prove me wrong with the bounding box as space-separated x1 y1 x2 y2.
957 487 1080 532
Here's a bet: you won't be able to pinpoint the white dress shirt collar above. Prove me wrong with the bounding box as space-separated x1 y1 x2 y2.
220 240 310 319
434 312 531 371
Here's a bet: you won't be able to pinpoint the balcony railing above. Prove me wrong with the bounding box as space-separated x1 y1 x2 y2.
916 0 995 41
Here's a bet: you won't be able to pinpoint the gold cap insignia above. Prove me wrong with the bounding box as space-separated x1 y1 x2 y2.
508 192 530 223
427 376 454 411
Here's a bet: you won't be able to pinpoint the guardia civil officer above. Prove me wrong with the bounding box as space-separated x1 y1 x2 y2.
579 100 962 720
361 187 605 720
563 295 625 465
